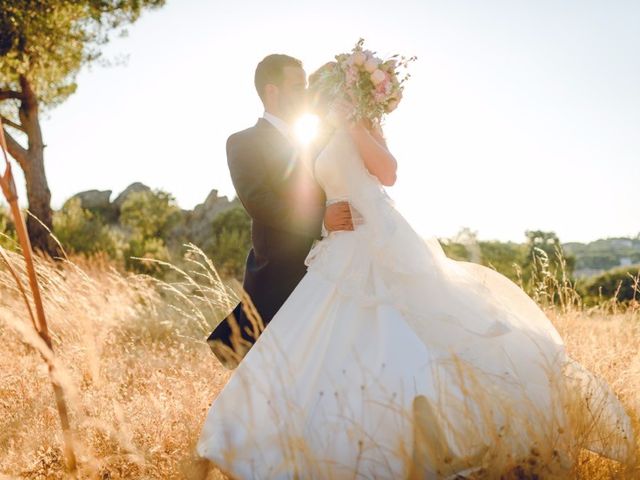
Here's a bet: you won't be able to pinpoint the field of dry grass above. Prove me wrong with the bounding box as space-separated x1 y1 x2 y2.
0 244 638 479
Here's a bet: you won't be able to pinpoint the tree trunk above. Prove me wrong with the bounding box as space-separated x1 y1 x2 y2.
23 148 60 257
4 76 62 258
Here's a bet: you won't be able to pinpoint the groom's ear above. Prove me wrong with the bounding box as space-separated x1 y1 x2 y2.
263 83 279 102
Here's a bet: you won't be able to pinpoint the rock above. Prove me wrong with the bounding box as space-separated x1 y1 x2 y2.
66 189 119 222
113 182 152 210
62 183 243 252
170 189 241 251
69 189 112 210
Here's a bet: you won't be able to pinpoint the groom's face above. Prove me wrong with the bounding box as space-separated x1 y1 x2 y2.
276 65 307 123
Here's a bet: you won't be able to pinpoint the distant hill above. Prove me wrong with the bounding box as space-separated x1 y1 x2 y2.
563 237 640 278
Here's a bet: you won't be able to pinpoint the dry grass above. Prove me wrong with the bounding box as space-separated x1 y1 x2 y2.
549 308 640 478
0 245 232 479
0 244 638 479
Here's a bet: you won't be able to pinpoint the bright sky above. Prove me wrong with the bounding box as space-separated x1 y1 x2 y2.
7 0 639 243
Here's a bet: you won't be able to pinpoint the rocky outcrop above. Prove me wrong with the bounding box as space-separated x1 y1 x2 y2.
69 183 157 223
70 189 112 210
113 182 152 210
68 189 118 222
64 183 242 251
172 189 241 251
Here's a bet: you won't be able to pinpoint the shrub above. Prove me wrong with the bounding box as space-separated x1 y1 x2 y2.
208 207 251 279
438 240 469 261
119 190 182 274
123 233 171 275
119 189 182 239
578 265 640 306
52 197 119 257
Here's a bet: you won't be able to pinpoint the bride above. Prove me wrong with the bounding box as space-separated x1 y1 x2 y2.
196 43 635 479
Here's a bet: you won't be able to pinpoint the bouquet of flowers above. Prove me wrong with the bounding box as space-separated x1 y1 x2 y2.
314 38 416 124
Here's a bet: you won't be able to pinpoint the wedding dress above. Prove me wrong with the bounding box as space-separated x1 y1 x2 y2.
197 127 634 479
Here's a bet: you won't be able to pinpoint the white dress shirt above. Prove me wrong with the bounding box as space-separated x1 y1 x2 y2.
261 111 329 237
262 111 294 144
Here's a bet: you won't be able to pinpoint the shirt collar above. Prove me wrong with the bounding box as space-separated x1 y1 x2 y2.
262 111 293 142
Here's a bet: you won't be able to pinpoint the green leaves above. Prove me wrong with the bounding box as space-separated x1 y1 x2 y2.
119 189 181 239
0 0 165 107
209 207 251 280
52 196 120 256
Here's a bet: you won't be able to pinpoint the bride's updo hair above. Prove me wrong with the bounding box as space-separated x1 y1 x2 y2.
308 61 377 132
308 61 340 117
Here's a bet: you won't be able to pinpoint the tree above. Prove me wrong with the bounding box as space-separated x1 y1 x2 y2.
478 240 526 283
0 0 164 256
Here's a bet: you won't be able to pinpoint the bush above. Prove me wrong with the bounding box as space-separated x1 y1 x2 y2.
438 240 469 261
119 189 182 274
119 189 182 239
123 233 171 275
52 197 119 257
578 266 640 306
208 207 251 279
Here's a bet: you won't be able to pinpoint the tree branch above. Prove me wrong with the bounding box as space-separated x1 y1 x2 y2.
1 127 29 171
0 90 24 101
0 116 25 133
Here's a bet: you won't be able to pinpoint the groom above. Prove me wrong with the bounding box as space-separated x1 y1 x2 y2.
207 54 353 368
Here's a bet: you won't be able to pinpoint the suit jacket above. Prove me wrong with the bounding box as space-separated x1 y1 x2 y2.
207 117 327 367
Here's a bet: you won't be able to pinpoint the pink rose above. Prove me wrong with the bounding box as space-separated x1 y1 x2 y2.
374 91 387 103
375 72 391 92
352 51 367 66
364 58 380 73
345 65 358 85
370 69 386 85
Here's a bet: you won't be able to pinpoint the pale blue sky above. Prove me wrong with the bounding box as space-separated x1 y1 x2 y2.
7 0 640 242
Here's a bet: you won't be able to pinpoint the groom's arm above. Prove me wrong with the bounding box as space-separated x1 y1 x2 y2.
227 134 324 237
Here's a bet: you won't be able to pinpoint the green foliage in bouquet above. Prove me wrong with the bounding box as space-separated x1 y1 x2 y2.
313 38 416 123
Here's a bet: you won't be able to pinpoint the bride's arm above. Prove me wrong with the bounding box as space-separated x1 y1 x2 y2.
346 121 397 186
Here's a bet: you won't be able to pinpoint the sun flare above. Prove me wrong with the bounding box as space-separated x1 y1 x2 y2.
294 114 320 145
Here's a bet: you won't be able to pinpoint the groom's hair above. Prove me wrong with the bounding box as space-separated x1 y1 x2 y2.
255 54 303 101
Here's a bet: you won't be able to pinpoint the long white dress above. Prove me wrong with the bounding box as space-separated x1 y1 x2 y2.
197 127 634 479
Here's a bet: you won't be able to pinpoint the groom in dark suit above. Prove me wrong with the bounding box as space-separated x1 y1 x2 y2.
207 54 353 368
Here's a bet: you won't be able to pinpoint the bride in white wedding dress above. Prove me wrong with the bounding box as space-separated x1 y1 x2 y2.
196 59 635 478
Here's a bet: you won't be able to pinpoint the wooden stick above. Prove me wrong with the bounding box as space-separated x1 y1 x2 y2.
0 119 78 475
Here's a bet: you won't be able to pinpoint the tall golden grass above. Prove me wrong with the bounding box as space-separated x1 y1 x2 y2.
0 240 638 479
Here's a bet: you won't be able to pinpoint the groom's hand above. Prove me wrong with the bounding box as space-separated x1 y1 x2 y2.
324 201 354 232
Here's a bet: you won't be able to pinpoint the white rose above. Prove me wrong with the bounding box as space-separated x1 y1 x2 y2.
352 52 366 66
364 58 379 73
370 69 386 85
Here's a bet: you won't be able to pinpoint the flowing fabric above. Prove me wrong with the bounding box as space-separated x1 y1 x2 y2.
197 127 634 479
